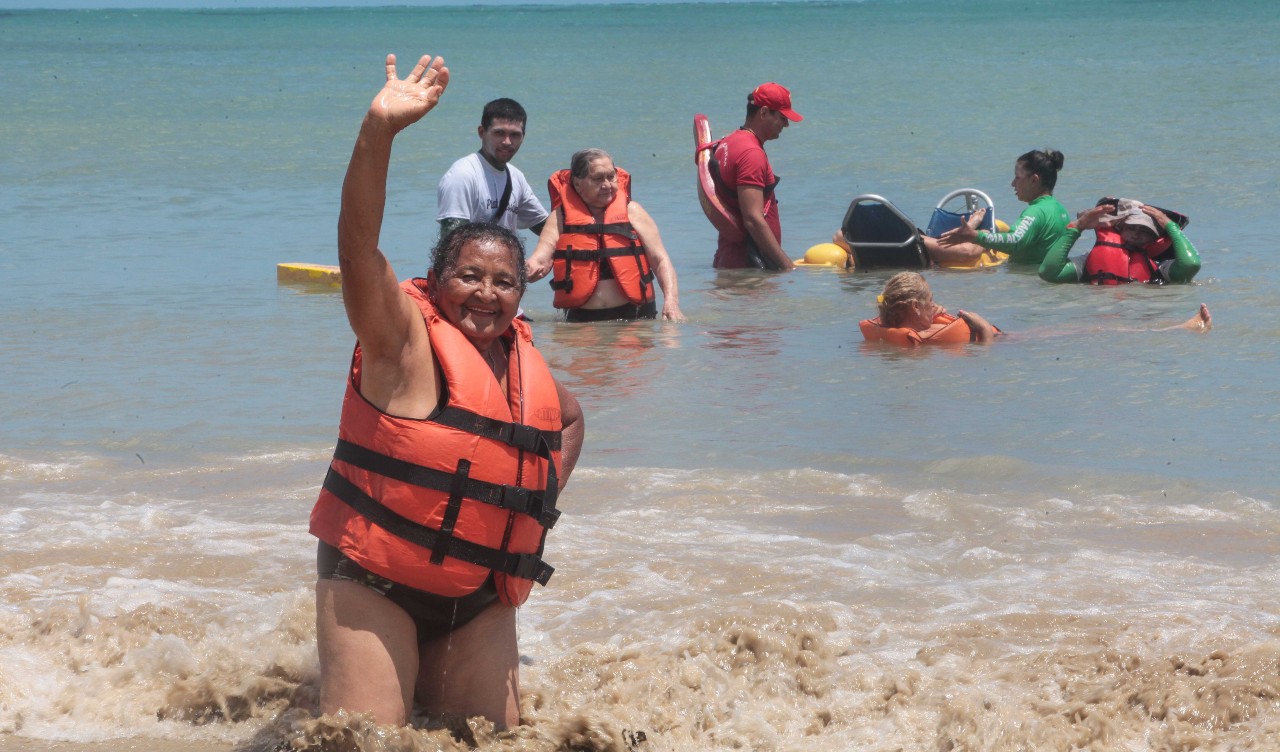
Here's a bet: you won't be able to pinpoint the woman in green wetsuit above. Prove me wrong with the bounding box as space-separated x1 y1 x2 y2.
924 149 1070 266
1038 199 1201 284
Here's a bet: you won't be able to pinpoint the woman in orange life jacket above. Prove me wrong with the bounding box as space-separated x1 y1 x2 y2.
858 271 1211 344
526 148 685 322
1039 198 1202 285
859 271 1001 345
312 53 584 730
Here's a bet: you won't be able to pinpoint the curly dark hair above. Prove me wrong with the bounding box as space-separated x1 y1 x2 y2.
430 222 527 293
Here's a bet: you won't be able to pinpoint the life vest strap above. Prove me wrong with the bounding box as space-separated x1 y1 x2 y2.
323 468 555 586
561 221 634 236
433 407 562 454
333 438 560 528
552 246 644 262
431 458 470 565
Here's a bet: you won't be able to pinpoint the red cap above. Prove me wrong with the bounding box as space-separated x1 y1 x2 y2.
750 82 803 122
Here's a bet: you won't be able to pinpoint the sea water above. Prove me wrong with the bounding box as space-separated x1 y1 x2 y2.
2 0 1279 749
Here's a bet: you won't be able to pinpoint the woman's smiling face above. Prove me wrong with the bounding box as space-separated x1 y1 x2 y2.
431 237 523 347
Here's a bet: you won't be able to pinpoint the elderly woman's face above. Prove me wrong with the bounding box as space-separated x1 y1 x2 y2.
1119 223 1158 247
434 238 522 345
572 157 619 211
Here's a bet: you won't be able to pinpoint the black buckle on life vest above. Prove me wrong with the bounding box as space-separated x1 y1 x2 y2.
510 553 553 584
497 484 560 528
498 422 543 454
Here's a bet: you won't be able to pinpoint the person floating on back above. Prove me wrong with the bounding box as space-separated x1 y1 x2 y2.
859 272 1001 346
858 270 1211 346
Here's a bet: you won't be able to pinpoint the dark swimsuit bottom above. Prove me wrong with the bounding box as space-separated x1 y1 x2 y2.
563 300 657 323
316 541 500 644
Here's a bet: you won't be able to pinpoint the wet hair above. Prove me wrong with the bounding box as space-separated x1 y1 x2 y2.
480 98 527 130
429 222 527 293
878 271 933 328
1016 148 1065 192
570 148 612 179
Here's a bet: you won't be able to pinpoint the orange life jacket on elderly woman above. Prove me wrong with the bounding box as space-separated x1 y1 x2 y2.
858 313 975 346
547 167 655 309
310 279 564 607
1082 227 1173 285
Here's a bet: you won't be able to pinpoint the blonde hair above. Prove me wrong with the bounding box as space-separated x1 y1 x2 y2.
878 272 932 328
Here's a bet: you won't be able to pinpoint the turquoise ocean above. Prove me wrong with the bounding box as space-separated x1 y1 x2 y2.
3 0 1279 749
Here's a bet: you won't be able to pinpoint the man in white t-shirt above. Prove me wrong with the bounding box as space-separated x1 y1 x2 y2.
436 98 548 241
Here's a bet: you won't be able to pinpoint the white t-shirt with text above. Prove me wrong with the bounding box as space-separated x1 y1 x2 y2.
435 152 548 232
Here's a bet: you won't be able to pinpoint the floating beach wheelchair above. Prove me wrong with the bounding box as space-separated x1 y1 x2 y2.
839 195 929 270
839 188 1008 271
924 188 997 240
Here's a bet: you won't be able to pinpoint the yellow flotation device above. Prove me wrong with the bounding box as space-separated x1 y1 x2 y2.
795 242 850 268
277 262 341 286
936 219 1010 270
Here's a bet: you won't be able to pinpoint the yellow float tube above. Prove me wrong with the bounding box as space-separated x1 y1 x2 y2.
794 242 851 268
937 219 1011 270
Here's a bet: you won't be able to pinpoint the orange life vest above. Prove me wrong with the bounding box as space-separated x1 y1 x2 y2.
547 167 654 308
310 279 563 607
859 313 974 346
1083 228 1172 285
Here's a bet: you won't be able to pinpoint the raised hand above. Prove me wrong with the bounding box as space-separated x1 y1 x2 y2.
1140 203 1172 229
937 208 986 246
368 53 450 133
1072 204 1114 231
525 253 552 283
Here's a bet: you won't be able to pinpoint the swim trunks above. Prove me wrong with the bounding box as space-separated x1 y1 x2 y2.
316 541 500 644
563 300 657 323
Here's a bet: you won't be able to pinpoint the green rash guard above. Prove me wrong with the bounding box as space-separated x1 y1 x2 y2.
1038 222 1201 284
975 194 1070 265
